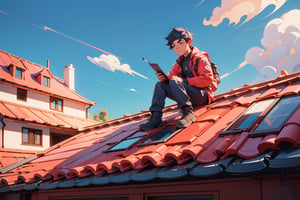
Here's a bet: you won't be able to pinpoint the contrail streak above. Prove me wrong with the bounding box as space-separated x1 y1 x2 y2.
195 0 206 8
42 26 119 58
220 60 248 79
0 9 119 58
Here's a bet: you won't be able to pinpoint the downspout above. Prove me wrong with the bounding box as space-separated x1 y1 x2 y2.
86 102 97 119
86 105 92 119
0 114 6 148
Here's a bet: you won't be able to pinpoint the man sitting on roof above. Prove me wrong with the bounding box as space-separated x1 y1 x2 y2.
140 27 215 130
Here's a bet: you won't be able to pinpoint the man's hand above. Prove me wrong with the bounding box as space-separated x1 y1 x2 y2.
156 72 168 82
171 76 183 82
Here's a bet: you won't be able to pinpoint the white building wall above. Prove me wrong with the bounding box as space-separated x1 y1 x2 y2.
0 83 16 102
3 120 50 151
0 83 87 118
63 100 87 118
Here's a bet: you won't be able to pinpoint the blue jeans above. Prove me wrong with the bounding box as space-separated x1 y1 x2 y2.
149 80 208 117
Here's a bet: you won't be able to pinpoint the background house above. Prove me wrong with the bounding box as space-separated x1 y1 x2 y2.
0 49 98 154
0 70 299 200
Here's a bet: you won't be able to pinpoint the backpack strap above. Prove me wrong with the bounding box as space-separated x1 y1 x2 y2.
211 62 220 81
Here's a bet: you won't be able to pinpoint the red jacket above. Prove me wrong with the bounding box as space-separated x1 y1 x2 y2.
167 46 214 103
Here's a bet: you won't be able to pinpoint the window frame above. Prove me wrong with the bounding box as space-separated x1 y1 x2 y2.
138 126 179 146
16 67 23 79
17 88 27 101
220 98 279 135
105 126 181 152
22 127 43 146
43 76 50 87
250 95 300 136
50 97 63 112
105 131 148 152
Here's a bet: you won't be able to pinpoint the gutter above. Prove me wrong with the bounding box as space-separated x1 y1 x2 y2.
0 114 5 148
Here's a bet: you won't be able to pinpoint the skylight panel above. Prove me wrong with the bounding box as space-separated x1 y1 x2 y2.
251 95 300 134
140 126 178 145
106 131 147 152
221 98 278 134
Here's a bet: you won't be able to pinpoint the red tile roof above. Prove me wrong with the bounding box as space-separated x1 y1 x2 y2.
0 50 95 105
0 148 38 170
0 71 300 191
0 100 99 130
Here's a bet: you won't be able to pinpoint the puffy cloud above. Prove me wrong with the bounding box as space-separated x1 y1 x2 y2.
245 9 300 83
87 54 148 79
203 0 287 26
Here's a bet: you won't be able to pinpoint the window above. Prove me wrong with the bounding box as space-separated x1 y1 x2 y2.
17 88 27 101
106 126 179 152
22 128 42 145
251 95 300 134
106 131 148 152
50 97 63 112
51 133 71 146
16 67 23 79
43 76 50 87
140 126 178 145
221 98 278 134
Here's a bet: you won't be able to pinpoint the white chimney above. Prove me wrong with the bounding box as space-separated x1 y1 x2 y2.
64 64 75 90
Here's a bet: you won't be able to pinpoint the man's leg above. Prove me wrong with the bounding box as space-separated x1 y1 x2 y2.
140 82 172 131
169 80 208 128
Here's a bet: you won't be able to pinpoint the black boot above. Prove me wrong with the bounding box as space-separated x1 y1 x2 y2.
176 110 196 129
139 115 164 131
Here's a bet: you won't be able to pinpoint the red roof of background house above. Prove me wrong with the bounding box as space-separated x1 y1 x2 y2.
0 100 99 130
0 50 95 106
0 148 38 170
0 71 299 192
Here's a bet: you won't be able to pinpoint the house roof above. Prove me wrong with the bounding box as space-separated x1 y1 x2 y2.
0 148 38 171
0 50 95 106
0 100 99 130
0 71 300 193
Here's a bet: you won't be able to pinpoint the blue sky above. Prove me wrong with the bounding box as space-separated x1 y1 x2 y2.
1 0 300 119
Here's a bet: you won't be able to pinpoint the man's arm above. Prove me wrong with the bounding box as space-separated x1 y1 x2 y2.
187 55 214 88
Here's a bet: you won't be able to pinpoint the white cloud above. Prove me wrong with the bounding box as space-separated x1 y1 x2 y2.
87 54 148 79
245 9 300 83
203 0 287 26
127 88 138 92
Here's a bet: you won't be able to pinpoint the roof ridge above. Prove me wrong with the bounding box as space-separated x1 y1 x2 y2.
214 71 300 101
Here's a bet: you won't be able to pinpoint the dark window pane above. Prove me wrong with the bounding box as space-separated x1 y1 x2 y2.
22 128 29 143
57 100 63 111
51 99 56 110
16 67 22 79
43 76 50 86
142 127 177 144
35 131 41 145
109 137 141 151
17 88 27 101
226 99 276 131
254 95 300 132
236 112 260 129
